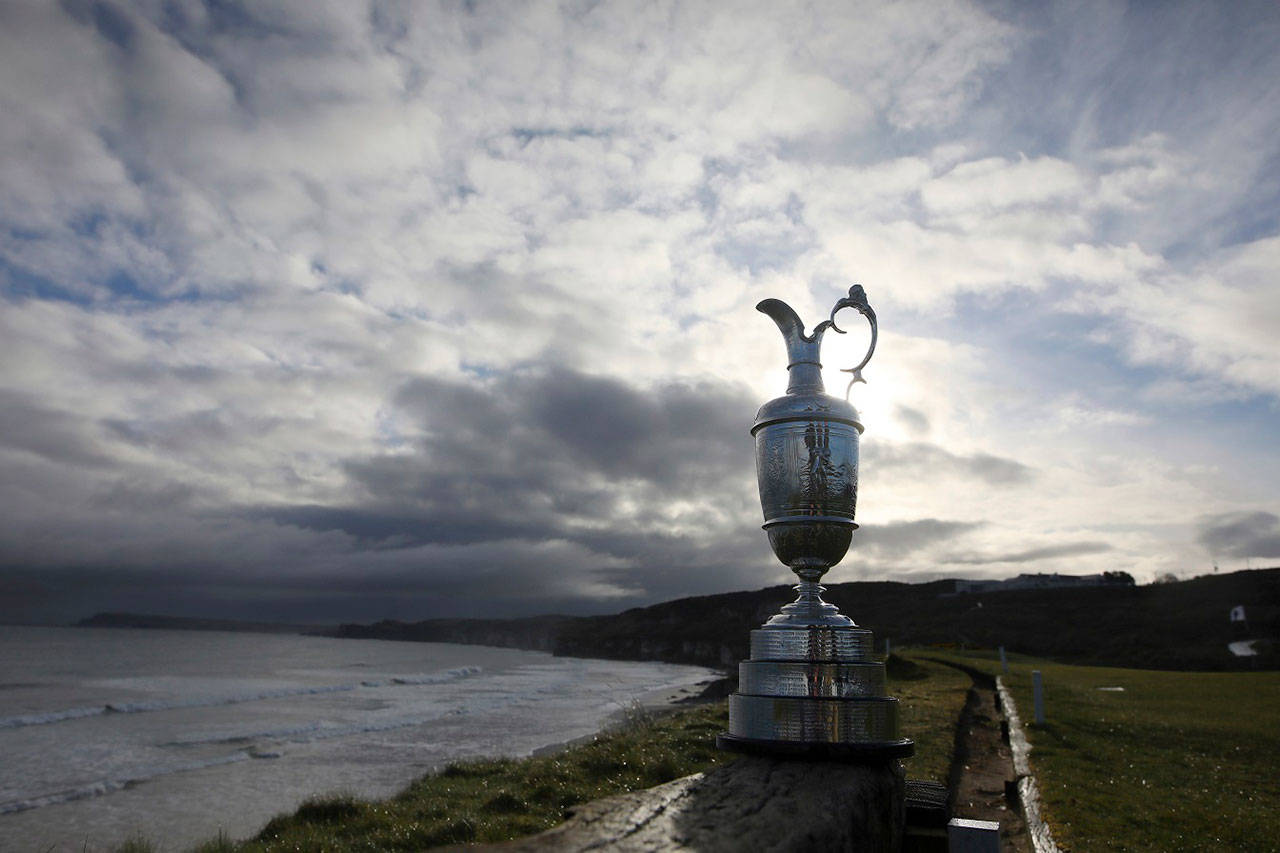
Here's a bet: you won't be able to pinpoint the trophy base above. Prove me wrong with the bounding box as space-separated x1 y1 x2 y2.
725 692 909 742
721 583 914 762
716 733 914 761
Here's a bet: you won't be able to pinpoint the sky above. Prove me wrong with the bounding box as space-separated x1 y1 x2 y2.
1 0 1278 625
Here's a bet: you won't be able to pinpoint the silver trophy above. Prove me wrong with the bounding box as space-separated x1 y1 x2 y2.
718 286 913 759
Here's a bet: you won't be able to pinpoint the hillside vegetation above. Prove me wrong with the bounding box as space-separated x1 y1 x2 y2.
332 568 1279 672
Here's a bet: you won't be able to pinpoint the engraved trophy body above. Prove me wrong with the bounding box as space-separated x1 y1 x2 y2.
718 286 913 759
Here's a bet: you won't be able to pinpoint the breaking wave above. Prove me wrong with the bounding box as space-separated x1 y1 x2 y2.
0 753 250 816
0 705 106 729
166 712 450 748
0 666 483 731
389 666 482 685
0 667 492 815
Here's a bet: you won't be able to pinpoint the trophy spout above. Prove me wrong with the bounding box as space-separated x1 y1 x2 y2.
756 299 827 395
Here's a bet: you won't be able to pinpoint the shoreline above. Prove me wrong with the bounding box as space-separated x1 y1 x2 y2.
212 674 732 850
528 674 734 759
233 697 737 851
0 630 722 853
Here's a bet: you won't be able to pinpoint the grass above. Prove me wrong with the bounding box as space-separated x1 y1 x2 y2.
163 658 967 852
892 654 971 783
932 649 1280 852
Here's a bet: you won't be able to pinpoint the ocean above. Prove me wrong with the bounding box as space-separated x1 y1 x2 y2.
0 625 719 851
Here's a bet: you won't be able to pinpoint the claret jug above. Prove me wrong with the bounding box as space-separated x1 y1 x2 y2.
719 286 913 759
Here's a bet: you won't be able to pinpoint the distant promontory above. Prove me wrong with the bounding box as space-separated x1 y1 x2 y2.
80 568 1279 672
76 612 326 635
325 569 1279 672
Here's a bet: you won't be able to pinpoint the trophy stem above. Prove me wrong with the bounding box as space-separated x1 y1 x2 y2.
765 573 854 629
794 577 825 609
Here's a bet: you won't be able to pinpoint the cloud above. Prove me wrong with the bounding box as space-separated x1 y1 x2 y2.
0 389 117 469
255 367 765 570
1196 512 1280 560
863 442 1034 487
0 0 1278 622
893 405 930 436
941 542 1114 565
368 367 757 512
857 519 985 560
1097 236 1280 397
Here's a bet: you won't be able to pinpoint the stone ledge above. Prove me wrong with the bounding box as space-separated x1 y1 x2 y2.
483 756 905 852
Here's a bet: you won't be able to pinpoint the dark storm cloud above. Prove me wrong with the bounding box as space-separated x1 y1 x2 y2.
1196 511 1280 559
941 542 1113 565
0 559 645 625
236 367 768 612
0 389 115 468
203 366 843 621
856 518 984 560
0 361 776 624
523 370 746 483
280 367 758 545
862 441 1033 486
893 404 930 436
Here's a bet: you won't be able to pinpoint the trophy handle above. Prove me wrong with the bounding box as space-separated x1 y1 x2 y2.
824 285 878 400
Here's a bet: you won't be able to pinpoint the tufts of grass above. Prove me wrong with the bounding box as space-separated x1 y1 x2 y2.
482 791 528 814
114 836 158 853
291 794 365 824
189 830 237 853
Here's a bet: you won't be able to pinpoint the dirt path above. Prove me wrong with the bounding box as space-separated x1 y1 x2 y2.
939 664 1032 853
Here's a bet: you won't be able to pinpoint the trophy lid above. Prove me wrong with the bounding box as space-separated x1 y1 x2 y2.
752 393 862 435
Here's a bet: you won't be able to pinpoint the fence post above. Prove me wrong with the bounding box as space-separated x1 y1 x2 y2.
1032 669 1045 725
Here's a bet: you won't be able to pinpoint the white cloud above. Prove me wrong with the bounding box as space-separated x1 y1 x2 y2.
920 156 1087 215
0 0 1278 621
1095 235 1280 396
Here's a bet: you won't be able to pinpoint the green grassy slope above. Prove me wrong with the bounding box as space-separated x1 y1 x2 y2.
939 650 1280 852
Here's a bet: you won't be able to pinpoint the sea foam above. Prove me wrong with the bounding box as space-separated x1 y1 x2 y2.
0 753 250 816
0 666 483 731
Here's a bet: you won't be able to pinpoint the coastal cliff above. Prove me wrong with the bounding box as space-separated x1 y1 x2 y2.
328 615 573 652
76 612 326 634
80 568 1279 672
327 568 1280 671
